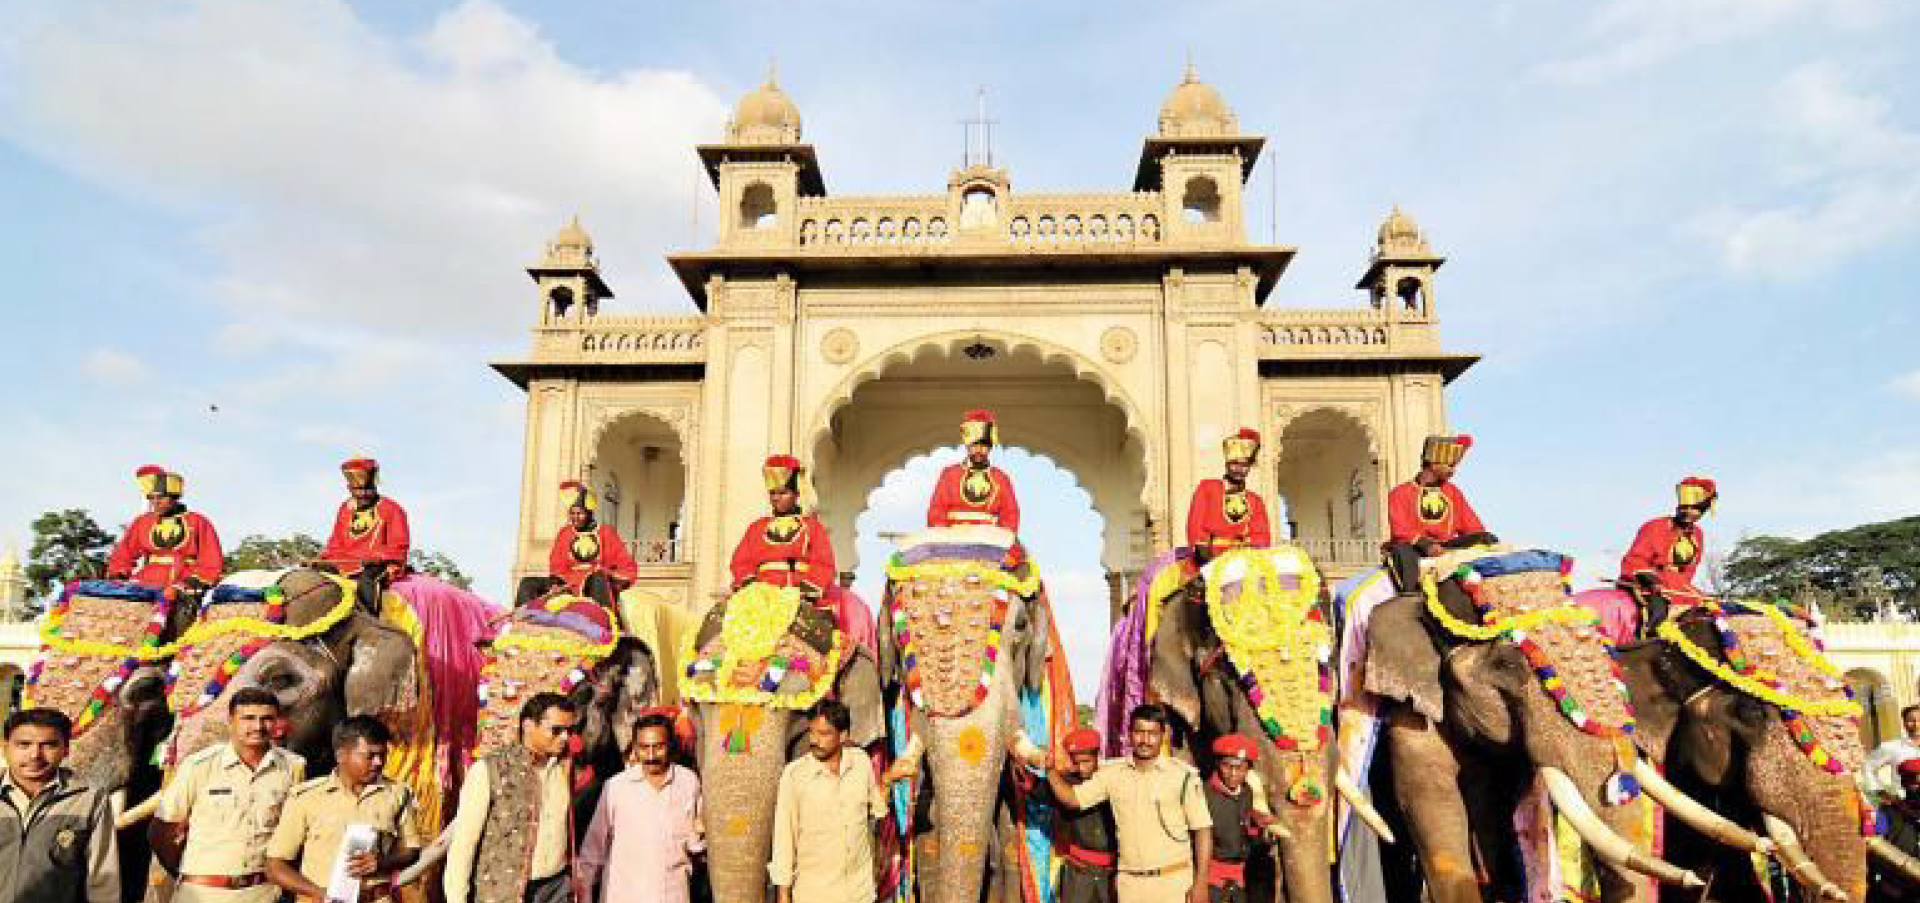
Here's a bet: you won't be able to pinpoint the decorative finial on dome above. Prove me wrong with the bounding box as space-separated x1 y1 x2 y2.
1157 63 1238 138
538 215 597 270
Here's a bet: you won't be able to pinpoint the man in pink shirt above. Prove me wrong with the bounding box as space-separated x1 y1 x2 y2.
576 712 704 903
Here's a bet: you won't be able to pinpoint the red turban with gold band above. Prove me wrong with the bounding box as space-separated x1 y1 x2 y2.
762 455 803 492
1676 476 1717 510
341 457 379 489
1222 428 1261 464
135 465 185 497
960 409 998 447
560 480 596 513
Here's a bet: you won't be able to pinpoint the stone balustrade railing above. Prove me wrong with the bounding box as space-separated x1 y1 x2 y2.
1257 311 1393 351
629 534 684 564
534 316 709 361
1004 193 1164 246
1288 536 1379 568
796 196 952 247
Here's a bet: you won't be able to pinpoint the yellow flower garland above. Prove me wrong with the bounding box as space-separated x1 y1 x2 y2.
1420 573 1598 642
1655 619 1861 718
40 579 357 661
1204 548 1324 653
1759 603 1843 680
886 559 1042 598
679 583 845 711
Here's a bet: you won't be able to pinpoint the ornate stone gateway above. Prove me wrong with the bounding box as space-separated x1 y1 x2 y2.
492 70 1478 619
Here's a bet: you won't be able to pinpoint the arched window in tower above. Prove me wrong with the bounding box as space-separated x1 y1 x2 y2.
548 285 575 319
960 187 998 229
739 182 778 229
1182 175 1222 223
1396 276 1425 312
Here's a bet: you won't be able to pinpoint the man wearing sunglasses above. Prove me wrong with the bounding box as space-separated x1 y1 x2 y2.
445 694 581 903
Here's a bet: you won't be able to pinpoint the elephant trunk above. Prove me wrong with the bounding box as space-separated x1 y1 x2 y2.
1333 769 1395 844
1630 759 1772 854
921 712 1012 903
698 706 798 903
1763 814 1850 902
1539 767 1703 888
1869 836 1920 887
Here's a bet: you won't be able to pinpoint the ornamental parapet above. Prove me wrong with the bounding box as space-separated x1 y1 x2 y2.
1257 310 1423 356
529 315 709 364
792 191 1168 250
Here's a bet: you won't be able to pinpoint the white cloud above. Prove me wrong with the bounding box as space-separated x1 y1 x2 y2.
78 347 150 386
1540 0 1890 84
1892 369 1920 401
0 0 730 336
1699 64 1920 280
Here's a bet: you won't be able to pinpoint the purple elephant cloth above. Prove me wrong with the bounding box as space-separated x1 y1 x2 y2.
389 573 502 785
1093 548 1184 757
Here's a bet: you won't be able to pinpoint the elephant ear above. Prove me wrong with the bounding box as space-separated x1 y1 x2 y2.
837 646 885 748
1147 586 1204 732
341 613 418 717
1019 592 1056 693
875 584 902 689
1363 593 1446 722
609 639 659 756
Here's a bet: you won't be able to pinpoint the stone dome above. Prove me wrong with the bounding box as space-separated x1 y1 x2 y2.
553 215 592 250
729 78 803 145
1376 206 1427 252
1158 66 1238 137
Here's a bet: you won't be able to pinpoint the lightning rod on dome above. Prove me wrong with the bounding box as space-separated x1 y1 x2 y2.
961 86 997 168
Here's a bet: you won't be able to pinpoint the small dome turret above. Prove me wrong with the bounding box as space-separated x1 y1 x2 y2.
728 75 803 145
1375 206 1430 255
1158 65 1239 137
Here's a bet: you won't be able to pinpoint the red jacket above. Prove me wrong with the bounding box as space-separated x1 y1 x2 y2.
1387 480 1486 545
729 514 836 595
107 509 223 589
926 464 1021 532
1619 516 1704 593
1186 479 1272 552
548 522 638 593
320 496 411 574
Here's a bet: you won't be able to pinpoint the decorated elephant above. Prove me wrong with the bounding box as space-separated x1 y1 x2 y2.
1614 598 1889 902
1145 546 1394 903
877 525 1073 903
1357 549 1711 903
680 582 884 903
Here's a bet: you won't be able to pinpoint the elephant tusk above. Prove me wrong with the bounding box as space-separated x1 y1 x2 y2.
1762 814 1849 902
1630 760 1772 855
1870 836 1920 887
1539 767 1704 888
395 826 454 886
1010 729 1046 770
115 791 161 830
884 734 926 783
1333 770 1396 844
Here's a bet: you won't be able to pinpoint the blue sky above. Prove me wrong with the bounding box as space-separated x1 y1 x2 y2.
2 0 1917 692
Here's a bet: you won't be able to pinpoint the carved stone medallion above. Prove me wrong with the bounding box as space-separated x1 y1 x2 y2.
821 328 859 364
1099 326 1138 364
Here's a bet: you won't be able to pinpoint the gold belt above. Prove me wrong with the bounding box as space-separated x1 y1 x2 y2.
947 511 997 523
757 561 810 572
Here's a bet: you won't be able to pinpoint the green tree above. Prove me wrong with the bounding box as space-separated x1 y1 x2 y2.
25 509 114 603
1722 516 1920 621
409 550 472 590
227 533 324 571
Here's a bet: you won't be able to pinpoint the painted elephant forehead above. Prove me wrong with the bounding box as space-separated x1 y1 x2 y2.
1476 570 1636 737
26 583 170 776
475 598 622 756
889 568 1015 718
682 586 844 711
1724 612 1865 773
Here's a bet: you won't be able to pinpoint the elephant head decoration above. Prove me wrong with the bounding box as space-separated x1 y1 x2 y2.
1618 600 1879 902
1362 550 1713 903
1148 546 1395 903
681 583 883 903
877 537 1063 903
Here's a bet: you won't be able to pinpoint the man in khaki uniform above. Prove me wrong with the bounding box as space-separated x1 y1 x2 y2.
266 716 423 903
151 687 306 903
1046 704 1212 903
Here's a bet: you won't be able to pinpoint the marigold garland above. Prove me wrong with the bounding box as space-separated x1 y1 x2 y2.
885 558 1041 599
680 584 845 711
1203 548 1334 757
1654 617 1861 719
42 577 353 661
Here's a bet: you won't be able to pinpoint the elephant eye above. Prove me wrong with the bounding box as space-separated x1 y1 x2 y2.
262 672 299 692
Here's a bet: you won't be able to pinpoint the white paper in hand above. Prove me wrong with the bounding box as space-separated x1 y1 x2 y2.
325 823 379 903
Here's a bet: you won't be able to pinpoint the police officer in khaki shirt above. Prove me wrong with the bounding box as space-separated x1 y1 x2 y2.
266 716 423 903
151 687 307 903
1046 704 1213 903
